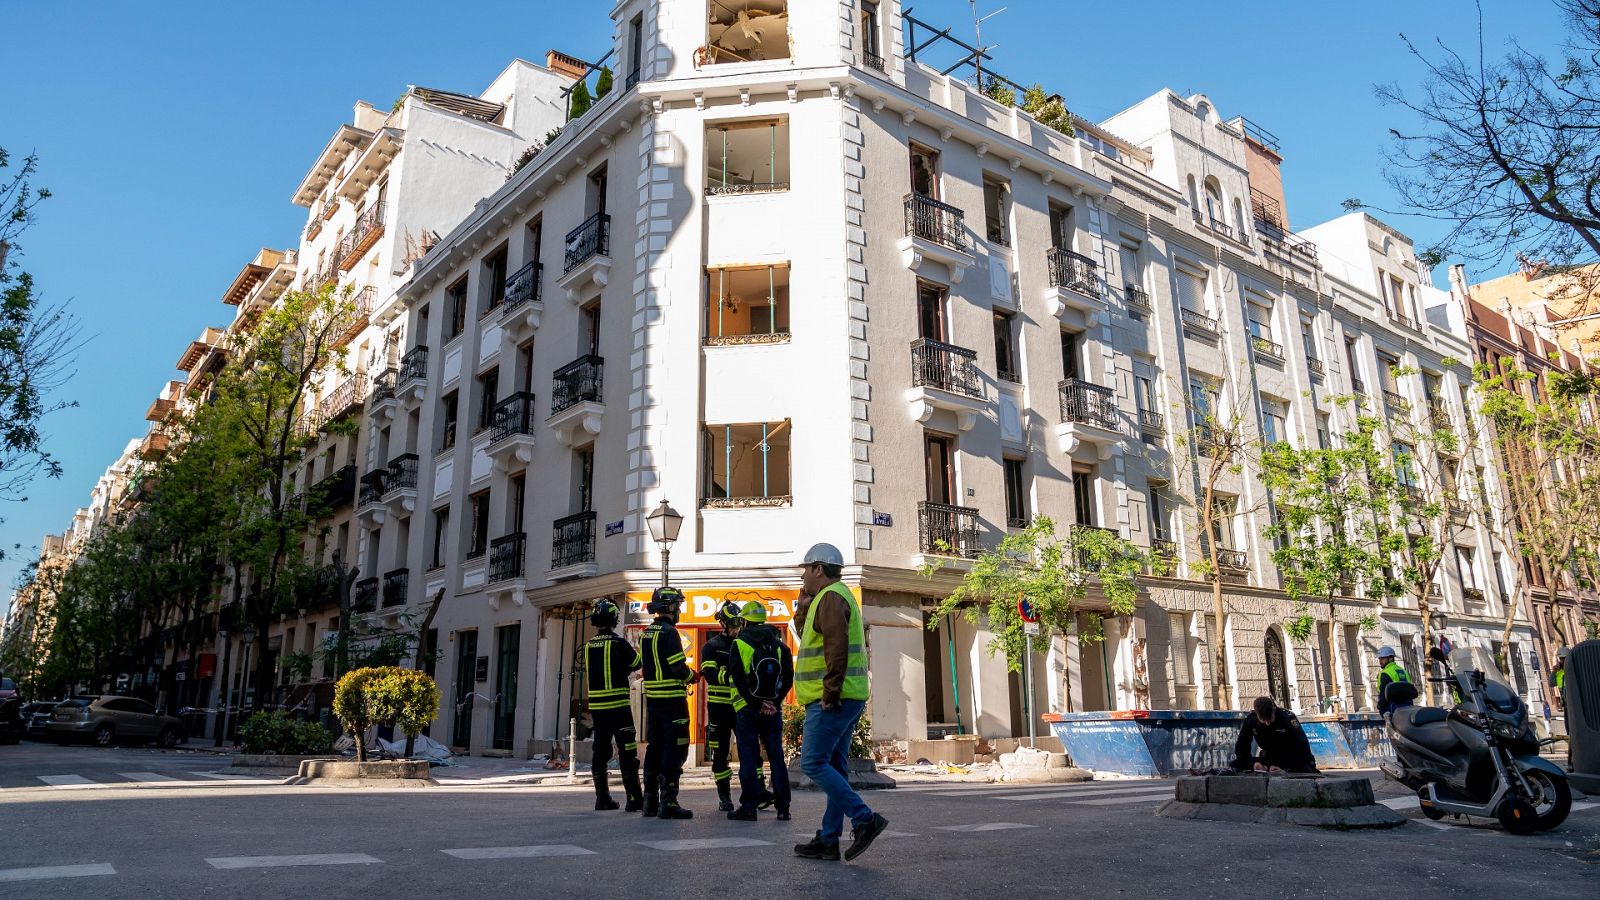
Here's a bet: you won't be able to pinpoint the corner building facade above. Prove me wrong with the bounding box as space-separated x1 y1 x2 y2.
380 0 1539 758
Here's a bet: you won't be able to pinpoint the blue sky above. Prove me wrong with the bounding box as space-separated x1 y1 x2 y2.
0 1 1570 610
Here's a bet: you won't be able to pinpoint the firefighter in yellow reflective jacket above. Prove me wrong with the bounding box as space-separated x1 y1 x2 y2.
699 601 741 812
640 586 698 820
583 599 643 811
727 599 793 821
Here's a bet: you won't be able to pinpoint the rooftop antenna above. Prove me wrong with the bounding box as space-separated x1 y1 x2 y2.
969 1 1006 88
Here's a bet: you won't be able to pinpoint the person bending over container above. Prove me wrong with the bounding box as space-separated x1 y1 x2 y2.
1232 696 1319 774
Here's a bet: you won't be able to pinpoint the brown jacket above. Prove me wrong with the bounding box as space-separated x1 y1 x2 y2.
795 582 853 706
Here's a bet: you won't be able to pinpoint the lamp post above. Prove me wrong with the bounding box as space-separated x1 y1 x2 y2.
213 629 231 747
236 625 257 739
645 499 683 587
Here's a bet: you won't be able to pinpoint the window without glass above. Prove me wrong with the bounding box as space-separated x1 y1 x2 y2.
917 281 947 341
910 145 940 199
1061 330 1082 380
860 1 881 64
705 1 789 64
983 175 1010 246
1072 471 1096 526
1003 458 1028 528
466 490 491 559
484 248 508 314
705 264 790 343
993 311 1019 383
574 446 594 513
1300 313 1318 361
702 421 792 506
446 277 469 341
440 391 459 452
924 433 955 504
476 368 499 432
430 506 450 569
706 119 790 195
1049 204 1074 251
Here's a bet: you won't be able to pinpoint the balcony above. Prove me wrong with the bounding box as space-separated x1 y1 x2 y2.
487 391 536 470
357 471 385 524
316 373 369 426
550 512 597 580
500 261 544 340
1057 379 1120 458
548 355 604 446
1252 337 1285 365
1214 548 1249 582
337 202 386 271
1138 409 1166 435
382 452 419 517
1180 307 1221 340
307 464 356 518
381 568 409 609
1148 538 1178 575
1462 586 1487 612
1307 357 1325 378
906 338 985 432
1447 500 1471 528
898 194 975 284
489 533 527 585
917 501 982 561
139 431 172 461
1045 248 1103 323
557 213 611 302
333 286 375 349
863 49 886 73
1072 524 1122 571
1125 284 1152 316
1383 389 1407 412
367 367 399 424
353 578 379 614
397 346 428 404
1351 376 1366 396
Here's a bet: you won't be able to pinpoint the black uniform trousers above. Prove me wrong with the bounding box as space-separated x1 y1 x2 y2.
589 707 641 795
706 702 736 788
642 696 691 788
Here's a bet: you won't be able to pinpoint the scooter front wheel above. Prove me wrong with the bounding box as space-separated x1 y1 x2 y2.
1521 768 1571 832
1496 797 1539 835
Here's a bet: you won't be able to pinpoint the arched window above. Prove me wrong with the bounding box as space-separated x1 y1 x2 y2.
1232 197 1248 237
1203 177 1224 226
1264 630 1290 704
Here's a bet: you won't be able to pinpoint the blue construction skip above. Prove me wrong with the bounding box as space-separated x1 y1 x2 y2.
1045 711 1392 777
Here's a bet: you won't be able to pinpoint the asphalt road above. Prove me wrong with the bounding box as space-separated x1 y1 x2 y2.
1 743 1596 898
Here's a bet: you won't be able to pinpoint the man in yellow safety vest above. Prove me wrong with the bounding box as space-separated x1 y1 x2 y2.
791 543 888 863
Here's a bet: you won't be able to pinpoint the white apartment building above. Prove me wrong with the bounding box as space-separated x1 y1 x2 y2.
357 0 1536 761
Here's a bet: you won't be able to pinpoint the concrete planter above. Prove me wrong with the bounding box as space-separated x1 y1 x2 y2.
1158 773 1405 829
789 756 898 791
292 758 435 787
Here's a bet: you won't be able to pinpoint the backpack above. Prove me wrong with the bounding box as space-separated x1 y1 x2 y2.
745 634 785 702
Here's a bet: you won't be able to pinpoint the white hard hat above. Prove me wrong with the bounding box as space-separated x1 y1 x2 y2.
1377 646 1397 659
801 542 844 567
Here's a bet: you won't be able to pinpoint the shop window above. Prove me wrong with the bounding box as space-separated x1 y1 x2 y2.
704 2 790 65
705 264 790 344
706 119 790 195
702 421 792 507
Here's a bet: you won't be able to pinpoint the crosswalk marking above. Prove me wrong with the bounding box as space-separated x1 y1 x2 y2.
206 854 383 869
1068 793 1173 806
118 772 179 782
442 845 595 859
37 774 97 789
936 822 1037 832
0 863 117 883
1000 786 1174 803
921 781 1165 798
637 838 773 852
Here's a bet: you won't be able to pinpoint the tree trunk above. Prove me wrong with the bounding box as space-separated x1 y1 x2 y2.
1417 585 1434 707
1201 479 1230 710
1326 593 1343 713
404 732 417 757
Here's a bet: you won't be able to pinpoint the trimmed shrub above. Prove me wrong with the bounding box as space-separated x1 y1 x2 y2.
238 710 334 755
335 666 441 759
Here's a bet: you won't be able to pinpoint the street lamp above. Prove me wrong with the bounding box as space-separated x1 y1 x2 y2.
237 625 257 728
645 499 683 587
213 629 231 748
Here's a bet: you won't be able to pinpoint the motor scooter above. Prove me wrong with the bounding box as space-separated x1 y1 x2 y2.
1378 647 1570 834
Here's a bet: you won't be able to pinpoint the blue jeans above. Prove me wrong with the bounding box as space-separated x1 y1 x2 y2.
800 699 872 843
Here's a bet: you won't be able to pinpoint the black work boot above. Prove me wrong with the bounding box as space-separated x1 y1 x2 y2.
623 773 644 812
794 833 840 861
845 813 890 862
716 779 734 812
640 777 660 818
594 787 619 810
657 780 694 820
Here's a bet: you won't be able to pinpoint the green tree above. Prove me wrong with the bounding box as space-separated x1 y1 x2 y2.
567 79 593 120
922 516 1146 714
594 66 614 100
367 667 441 757
332 667 382 762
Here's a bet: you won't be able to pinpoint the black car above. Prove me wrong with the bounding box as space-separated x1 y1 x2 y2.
20 701 58 739
0 698 22 745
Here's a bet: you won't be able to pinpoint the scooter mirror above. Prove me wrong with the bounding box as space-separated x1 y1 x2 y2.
1427 646 1450 663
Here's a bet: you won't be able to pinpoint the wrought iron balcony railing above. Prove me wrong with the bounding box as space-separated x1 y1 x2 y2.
339 201 387 270
1180 307 1221 336
489 532 527 583
1307 357 1325 377
382 568 409 608
369 367 397 405
317 373 369 423
918 501 981 558
1139 409 1166 433
551 355 603 414
504 261 542 311
385 453 419 492
863 50 886 72
1125 284 1152 312
1046 247 1101 298
903 193 967 252
1059 379 1118 429
910 338 983 398
1252 337 1285 361
398 345 428 386
563 212 610 273
1384 389 1407 410
353 578 379 613
308 464 356 516
490 391 536 443
1215 548 1249 571
551 511 596 570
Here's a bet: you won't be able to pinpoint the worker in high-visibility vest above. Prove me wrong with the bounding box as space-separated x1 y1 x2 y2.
726 599 792 822
1375 646 1411 716
791 543 888 863
699 601 742 812
640 587 698 820
1552 647 1569 714
582 599 642 811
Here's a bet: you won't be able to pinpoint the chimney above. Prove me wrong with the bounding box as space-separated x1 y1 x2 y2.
1448 263 1469 300
546 50 590 81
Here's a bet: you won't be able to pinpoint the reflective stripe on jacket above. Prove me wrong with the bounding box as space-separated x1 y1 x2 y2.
584 632 640 711
642 618 692 699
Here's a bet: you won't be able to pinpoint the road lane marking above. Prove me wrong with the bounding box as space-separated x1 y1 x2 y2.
37 775 99 789
999 786 1175 802
442 846 595 859
1069 793 1173 806
0 863 116 883
637 838 773 851
924 782 1165 798
119 772 180 782
189 771 269 781
936 823 1037 832
206 854 382 869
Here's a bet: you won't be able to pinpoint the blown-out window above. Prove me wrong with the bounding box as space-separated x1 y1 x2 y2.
704 2 790 65
702 421 792 507
705 264 790 344
707 119 790 195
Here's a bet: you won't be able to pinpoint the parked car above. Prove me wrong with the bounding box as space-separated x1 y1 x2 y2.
0 676 17 701
20 701 59 739
0 698 22 745
45 696 185 747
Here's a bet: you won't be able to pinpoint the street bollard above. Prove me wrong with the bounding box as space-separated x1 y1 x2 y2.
566 716 579 784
